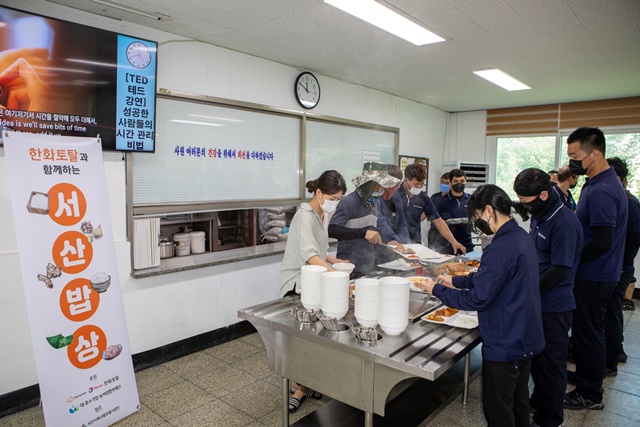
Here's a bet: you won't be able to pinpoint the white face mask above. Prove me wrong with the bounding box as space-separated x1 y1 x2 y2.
321 199 339 213
371 190 384 197
409 186 422 196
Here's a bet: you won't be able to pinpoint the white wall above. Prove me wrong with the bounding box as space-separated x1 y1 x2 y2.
0 1 448 395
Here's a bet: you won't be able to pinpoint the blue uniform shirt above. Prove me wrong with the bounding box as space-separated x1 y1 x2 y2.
575 167 628 282
380 190 411 244
432 191 473 252
530 199 583 312
552 184 576 211
398 186 440 244
433 220 544 362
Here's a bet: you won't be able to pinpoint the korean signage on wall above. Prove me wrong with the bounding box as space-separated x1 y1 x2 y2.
4 131 139 426
116 35 157 152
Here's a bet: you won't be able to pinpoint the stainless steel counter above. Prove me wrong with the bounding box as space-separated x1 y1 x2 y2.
238 289 481 427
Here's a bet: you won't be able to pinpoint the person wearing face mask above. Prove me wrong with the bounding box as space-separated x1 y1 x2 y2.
417 184 544 427
552 166 578 212
280 170 348 298
513 168 583 427
563 127 627 411
328 162 402 278
399 163 466 254
376 164 411 264
429 169 474 254
430 172 451 202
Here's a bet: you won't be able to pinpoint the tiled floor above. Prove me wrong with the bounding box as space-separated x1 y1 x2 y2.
2 302 640 426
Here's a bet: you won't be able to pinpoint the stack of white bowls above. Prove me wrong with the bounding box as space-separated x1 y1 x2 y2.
354 278 379 327
378 276 410 336
300 265 327 310
321 271 350 319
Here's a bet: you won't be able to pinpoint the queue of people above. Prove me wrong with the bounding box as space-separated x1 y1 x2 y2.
278 126 638 423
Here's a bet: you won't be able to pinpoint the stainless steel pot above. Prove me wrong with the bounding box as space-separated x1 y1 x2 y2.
159 240 175 259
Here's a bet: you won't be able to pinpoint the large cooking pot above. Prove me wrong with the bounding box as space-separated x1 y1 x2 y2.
159 238 175 259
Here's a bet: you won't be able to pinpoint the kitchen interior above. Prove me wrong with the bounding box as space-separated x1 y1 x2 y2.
1 1 640 426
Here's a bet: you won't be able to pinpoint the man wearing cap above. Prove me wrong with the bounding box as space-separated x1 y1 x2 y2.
514 168 583 427
399 163 466 254
328 162 403 278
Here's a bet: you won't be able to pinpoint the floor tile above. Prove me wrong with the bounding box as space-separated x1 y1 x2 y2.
243 421 267 427
584 409 640 427
167 399 254 427
111 403 165 426
604 370 640 397
135 365 185 397
140 380 215 420
617 355 640 375
561 408 588 427
232 351 272 379
435 395 487 427
203 339 264 363
258 399 322 426
0 405 45 427
189 365 259 398
601 387 640 422
162 350 226 379
239 332 267 349
220 379 281 418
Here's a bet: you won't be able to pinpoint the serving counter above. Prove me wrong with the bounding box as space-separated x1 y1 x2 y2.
238 281 482 427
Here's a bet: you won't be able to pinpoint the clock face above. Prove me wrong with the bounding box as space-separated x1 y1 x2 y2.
126 41 152 69
295 72 320 109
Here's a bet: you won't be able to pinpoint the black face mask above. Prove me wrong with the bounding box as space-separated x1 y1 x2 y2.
569 152 594 176
475 216 494 235
452 183 465 193
522 196 547 218
569 182 577 189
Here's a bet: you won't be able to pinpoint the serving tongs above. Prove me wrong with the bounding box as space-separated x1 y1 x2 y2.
317 314 341 331
352 325 380 343
290 306 318 323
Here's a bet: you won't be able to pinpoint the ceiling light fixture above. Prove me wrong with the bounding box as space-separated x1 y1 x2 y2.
87 0 161 20
324 0 445 46
170 120 224 127
473 69 531 91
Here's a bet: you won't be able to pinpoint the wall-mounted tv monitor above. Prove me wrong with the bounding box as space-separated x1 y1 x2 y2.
0 6 157 152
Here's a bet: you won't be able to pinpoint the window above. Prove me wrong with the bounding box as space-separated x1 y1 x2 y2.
495 136 556 199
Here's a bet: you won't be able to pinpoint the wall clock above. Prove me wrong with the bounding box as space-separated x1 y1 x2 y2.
295 72 320 109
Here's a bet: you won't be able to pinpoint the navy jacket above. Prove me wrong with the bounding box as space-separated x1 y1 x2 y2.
431 191 474 253
432 220 544 362
398 186 440 244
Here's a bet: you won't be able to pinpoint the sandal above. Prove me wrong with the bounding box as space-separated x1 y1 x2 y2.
288 395 306 413
306 388 323 399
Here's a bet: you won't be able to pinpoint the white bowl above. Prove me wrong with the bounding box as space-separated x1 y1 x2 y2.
380 324 407 335
302 301 321 311
322 309 348 320
333 262 355 274
356 318 378 328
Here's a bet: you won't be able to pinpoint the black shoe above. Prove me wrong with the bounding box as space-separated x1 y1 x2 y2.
567 370 578 385
620 349 628 363
604 367 618 378
622 298 635 311
564 390 604 410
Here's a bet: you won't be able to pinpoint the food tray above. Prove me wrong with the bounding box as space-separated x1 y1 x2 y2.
408 276 430 293
377 258 420 271
421 307 478 329
388 244 453 263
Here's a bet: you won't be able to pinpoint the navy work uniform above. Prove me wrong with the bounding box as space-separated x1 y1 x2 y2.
431 191 474 254
397 185 440 244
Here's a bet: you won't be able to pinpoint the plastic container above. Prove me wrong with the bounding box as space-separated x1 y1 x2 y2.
173 233 191 256
189 231 206 254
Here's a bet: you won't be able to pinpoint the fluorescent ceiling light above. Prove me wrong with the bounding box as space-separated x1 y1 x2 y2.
325 0 444 46
87 0 161 20
473 69 531 91
171 120 224 127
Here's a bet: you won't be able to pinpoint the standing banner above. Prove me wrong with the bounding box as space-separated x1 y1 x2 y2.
4 131 139 426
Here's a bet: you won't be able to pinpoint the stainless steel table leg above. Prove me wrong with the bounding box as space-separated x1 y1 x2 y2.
462 353 470 406
364 411 373 427
283 377 290 426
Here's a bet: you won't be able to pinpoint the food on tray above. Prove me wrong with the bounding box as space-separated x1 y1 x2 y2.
394 244 414 254
409 277 427 284
464 259 481 267
432 261 471 276
27 191 49 214
407 254 419 260
427 314 444 322
102 344 122 360
435 307 459 317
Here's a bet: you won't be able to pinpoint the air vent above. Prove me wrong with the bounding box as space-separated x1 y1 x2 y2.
442 161 490 188
46 0 171 22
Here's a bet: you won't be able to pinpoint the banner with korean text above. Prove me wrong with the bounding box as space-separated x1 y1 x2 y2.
4 131 139 426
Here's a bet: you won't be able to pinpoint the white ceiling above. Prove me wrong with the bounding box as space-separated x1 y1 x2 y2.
47 0 640 112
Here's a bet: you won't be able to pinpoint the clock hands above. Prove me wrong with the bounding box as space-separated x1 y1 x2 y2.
301 82 309 93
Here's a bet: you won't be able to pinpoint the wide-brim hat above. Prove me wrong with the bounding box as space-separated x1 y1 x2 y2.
351 162 401 188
